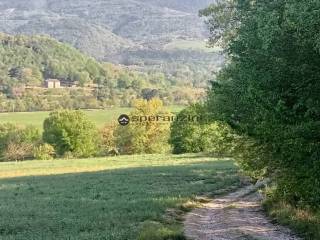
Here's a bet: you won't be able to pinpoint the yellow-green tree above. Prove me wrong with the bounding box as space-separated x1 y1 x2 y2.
116 98 171 154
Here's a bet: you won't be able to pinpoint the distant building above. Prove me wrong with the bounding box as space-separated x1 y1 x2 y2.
45 79 61 89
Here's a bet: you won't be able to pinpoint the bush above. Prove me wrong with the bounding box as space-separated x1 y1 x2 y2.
169 104 238 156
0 124 41 161
43 110 98 157
200 122 238 156
0 123 17 155
4 142 33 161
33 144 55 160
99 122 117 156
169 104 205 154
62 151 75 159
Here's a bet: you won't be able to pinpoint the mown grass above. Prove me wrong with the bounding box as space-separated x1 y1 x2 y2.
0 106 184 130
0 108 130 129
0 154 241 240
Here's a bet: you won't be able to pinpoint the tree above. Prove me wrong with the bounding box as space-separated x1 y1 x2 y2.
99 122 117 155
85 59 100 80
141 88 159 101
43 110 98 157
77 71 90 86
169 104 237 155
203 0 320 207
117 73 131 89
21 67 43 86
116 99 171 154
169 104 204 154
8 67 22 79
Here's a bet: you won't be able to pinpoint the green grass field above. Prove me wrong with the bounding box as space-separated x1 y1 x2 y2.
0 106 184 129
0 154 241 240
164 40 222 53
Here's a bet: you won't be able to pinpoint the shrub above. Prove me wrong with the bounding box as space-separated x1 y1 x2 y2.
62 151 75 159
0 123 17 155
4 142 33 161
170 104 238 156
43 110 98 157
200 122 238 156
99 122 117 156
33 144 55 160
169 104 204 154
0 124 41 161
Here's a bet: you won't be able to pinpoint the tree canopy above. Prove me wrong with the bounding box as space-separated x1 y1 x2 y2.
0 33 209 111
203 0 320 207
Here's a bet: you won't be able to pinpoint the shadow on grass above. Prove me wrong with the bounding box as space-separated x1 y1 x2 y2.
172 153 213 159
173 153 233 160
0 160 240 240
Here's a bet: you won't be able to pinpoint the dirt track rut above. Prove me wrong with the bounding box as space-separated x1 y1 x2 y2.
184 184 301 240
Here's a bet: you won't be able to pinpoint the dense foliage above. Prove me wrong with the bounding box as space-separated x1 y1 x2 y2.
202 0 320 208
43 110 98 157
116 99 171 154
169 104 205 154
0 124 41 161
0 0 207 58
169 103 238 156
33 143 56 160
0 33 209 111
0 100 172 161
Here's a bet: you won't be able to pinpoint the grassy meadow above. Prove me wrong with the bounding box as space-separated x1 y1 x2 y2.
0 154 241 240
164 40 222 53
0 106 183 129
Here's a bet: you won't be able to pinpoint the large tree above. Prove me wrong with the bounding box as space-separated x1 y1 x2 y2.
203 0 320 207
116 99 171 154
43 110 98 157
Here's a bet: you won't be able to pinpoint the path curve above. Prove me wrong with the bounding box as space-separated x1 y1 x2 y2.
184 183 301 240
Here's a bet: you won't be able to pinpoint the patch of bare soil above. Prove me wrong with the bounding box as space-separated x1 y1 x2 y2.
184 183 301 240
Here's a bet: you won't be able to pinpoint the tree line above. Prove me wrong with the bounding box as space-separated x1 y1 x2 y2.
171 0 320 238
0 99 171 161
0 33 210 111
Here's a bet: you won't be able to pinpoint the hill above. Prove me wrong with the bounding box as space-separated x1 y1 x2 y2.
0 33 104 88
0 0 215 63
136 0 214 13
0 33 208 111
0 1 223 111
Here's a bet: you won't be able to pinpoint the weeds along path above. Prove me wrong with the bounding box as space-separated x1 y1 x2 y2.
184 183 301 240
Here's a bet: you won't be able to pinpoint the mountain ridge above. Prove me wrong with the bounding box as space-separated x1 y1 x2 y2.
0 0 213 62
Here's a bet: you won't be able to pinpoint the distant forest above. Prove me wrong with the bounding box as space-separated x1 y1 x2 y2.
0 34 218 112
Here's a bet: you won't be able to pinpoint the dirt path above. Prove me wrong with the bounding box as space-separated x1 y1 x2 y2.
184 183 301 240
